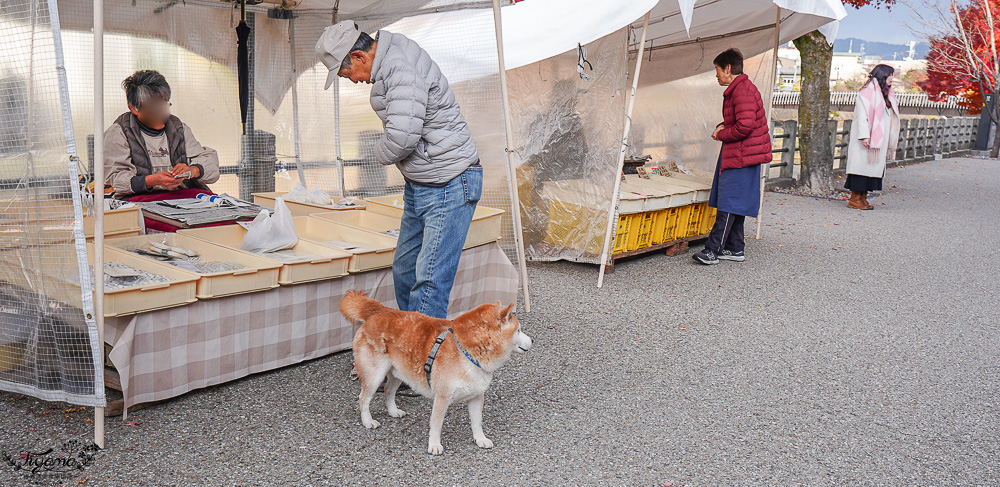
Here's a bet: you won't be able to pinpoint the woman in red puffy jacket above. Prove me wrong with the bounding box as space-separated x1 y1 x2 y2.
693 48 772 265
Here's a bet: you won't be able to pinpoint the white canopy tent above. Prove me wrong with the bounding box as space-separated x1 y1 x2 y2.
498 0 846 286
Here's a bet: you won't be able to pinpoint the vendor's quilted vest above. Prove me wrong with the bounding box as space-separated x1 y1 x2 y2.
114 112 208 190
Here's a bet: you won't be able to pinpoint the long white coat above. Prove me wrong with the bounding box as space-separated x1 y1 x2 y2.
845 93 899 178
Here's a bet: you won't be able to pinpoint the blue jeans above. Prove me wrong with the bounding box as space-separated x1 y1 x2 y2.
393 166 482 318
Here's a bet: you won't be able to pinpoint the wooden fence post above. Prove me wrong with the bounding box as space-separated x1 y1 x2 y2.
779 120 796 180
828 119 840 172
915 119 927 158
906 119 917 159
927 119 938 158
840 119 852 170
897 119 909 162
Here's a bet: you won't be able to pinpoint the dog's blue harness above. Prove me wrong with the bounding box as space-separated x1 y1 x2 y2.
424 328 481 387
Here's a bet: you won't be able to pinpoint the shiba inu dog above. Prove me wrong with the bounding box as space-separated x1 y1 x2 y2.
340 290 532 455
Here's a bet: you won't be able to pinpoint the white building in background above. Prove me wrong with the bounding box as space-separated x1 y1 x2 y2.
775 41 926 92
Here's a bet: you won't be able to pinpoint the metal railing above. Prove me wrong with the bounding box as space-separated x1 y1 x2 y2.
772 91 968 111
768 116 980 186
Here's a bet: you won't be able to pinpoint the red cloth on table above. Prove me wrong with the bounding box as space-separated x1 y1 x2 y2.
125 188 235 233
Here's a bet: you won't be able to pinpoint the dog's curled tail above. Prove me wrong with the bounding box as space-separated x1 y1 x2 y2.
339 290 383 326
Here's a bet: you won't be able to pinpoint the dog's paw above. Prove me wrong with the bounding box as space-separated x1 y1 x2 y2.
387 408 408 418
362 419 381 429
475 437 494 449
427 443 444 455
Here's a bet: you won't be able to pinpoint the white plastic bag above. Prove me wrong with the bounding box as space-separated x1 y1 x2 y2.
283 182 333 206
240 198 298 253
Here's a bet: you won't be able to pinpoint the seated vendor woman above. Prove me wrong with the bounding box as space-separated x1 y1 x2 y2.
103 70 222 231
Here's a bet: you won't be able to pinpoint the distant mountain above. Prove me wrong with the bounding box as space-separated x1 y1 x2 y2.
832 38 929 60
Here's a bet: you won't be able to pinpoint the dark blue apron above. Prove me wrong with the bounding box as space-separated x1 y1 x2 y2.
708 152 761 217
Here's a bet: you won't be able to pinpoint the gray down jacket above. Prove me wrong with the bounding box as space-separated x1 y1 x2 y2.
368 30 478 185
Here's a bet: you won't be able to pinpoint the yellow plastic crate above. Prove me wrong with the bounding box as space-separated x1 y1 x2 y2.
627 212 655 251
659 208 682 244
649 210 670 245
612 214 636 254
700 206 718 235
674 205 693 240
686 203 707 237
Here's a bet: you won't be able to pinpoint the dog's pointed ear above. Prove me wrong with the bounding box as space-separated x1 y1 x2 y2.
499 303 515 323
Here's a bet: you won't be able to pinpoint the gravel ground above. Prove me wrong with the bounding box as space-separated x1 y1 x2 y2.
1 156 998 486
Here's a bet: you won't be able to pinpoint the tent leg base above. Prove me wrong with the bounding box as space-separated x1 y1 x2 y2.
103 367 163 417
103 398 164 417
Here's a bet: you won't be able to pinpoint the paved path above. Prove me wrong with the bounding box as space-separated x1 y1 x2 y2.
1 157 997 486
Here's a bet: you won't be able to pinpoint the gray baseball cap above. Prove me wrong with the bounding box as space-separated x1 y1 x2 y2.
315 20 363 90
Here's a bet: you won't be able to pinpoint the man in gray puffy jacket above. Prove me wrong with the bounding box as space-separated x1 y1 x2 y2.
317 20 482 319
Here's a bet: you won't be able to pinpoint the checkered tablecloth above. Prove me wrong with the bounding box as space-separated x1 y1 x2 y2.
105 242 518 414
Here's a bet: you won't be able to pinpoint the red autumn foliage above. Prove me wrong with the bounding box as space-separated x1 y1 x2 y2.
917 1 1000 114
842 0 896 8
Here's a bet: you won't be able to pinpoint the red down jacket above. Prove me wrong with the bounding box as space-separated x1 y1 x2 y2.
717 74 771 171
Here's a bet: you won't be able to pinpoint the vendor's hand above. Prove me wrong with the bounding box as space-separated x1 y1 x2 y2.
171 163 200 179
861 138 871 149
146 171 184 190
711 125 723 141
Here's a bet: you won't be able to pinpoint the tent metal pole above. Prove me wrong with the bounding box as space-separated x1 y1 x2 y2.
289 18 307 187
756 6 781 240
93 0 105 449
597 11 649 288
491 0 531 312
334 80 345 197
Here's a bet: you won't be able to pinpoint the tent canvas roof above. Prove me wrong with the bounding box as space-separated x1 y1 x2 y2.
54 0 844 111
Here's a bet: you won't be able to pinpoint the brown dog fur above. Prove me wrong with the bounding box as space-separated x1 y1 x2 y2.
340 290 532 455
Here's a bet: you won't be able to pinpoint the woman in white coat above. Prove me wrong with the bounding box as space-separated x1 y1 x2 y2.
845 64 900 210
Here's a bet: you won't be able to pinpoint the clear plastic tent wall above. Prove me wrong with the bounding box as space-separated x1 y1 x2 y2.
506 23 777 265
631 45 778 174
55 0 518 263
0 0 105 407
507 29 627 263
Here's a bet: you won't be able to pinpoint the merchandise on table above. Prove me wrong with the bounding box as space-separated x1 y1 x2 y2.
125 243 247 275
320 239 381 253
100 262 170 290
165 260 246 274
135 195 269 227
251 249 324 263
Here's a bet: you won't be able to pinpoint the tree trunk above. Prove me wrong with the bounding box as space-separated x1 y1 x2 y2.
793 30 835 195
992 101 1000 158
